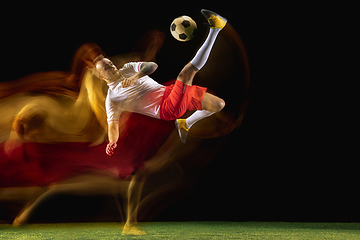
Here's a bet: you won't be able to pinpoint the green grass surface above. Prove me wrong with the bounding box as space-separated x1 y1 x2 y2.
0 222 360 239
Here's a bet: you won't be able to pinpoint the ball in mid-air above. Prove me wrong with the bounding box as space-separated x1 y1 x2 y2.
170 16 197 42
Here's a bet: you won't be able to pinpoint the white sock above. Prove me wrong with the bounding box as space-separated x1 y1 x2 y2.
185 110 215 129
190 28 220 71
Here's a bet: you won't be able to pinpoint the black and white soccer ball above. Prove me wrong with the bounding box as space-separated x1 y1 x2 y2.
170 16 197 42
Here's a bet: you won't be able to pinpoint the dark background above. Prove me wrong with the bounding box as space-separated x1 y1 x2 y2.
1 3 356 222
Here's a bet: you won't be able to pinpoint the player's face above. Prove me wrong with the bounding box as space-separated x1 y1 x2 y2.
96 58 120 81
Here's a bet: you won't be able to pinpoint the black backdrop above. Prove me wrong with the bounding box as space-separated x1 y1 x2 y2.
1 2 357 222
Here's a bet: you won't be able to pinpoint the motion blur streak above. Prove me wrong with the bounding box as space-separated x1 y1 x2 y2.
0 25 248 223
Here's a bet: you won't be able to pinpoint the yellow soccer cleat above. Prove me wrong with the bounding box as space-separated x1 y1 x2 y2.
201 9 228 30
175 119 189 143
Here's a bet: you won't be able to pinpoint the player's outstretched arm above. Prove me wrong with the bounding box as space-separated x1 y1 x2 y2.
106 121 119 156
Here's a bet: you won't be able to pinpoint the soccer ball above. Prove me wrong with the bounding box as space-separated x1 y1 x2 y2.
170 16 197 42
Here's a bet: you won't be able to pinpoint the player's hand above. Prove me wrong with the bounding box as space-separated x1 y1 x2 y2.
106 142 117 156
121 75 138 88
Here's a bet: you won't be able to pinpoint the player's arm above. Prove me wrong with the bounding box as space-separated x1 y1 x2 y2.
106 121 119 156
121 62 158 87
138 62 158 77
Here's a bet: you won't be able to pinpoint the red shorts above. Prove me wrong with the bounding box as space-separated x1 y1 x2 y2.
160 80 207 121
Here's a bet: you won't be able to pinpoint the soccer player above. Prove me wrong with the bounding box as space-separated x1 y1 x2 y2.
95 11 227 234
95 9 227 154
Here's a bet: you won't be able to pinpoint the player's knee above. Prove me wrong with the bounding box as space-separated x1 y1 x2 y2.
177 71 189 82
177 71 185 81
177 63 196 82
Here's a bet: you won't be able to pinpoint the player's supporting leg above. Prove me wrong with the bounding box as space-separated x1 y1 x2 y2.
176 93 225 143
188 93 225 126
122 168 146 235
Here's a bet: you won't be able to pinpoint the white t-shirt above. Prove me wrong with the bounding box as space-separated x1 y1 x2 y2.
105 62 166 122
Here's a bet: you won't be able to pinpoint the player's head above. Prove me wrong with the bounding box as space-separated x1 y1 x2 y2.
93 55 120 82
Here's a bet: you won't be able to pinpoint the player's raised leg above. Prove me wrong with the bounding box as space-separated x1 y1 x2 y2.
177 62 197 87
175 9 227 143
190 10 227 70
177 9 227 87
